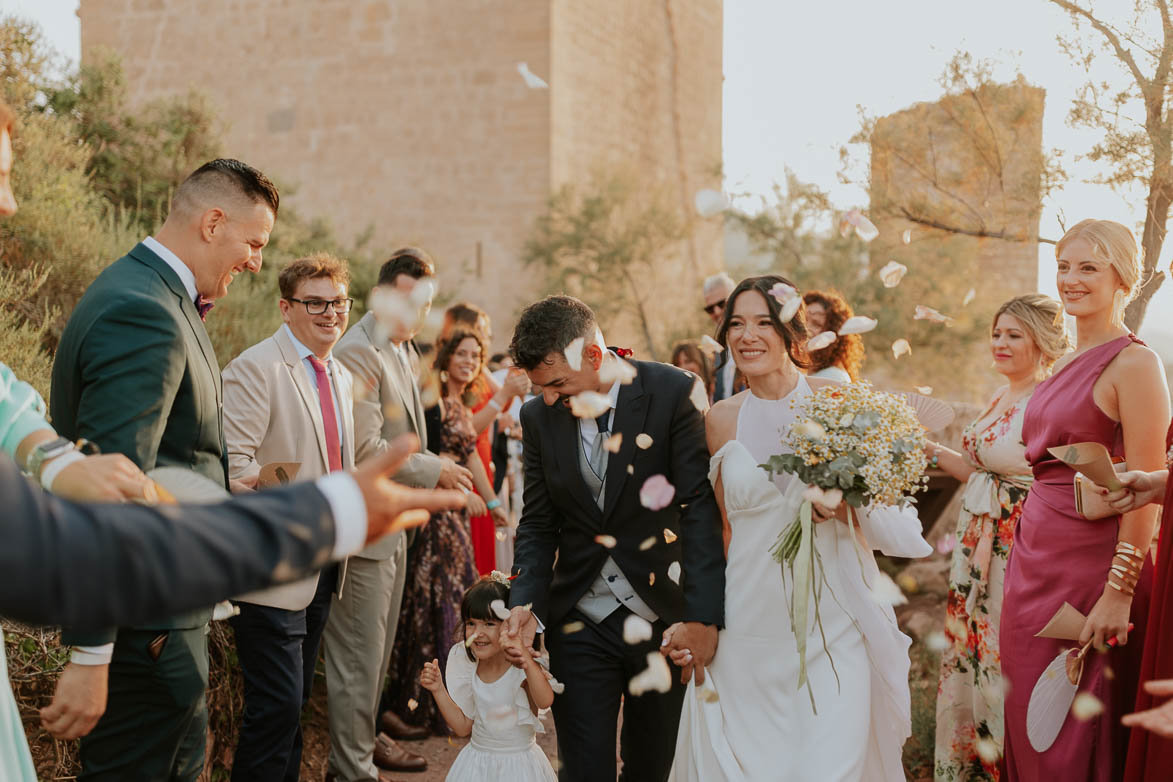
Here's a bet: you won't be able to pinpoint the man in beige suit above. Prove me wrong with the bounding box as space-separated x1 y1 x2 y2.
325 248 472 782
222 253 359 782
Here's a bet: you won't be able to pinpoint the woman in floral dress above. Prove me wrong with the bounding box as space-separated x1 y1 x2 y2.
926 295 1070 780
388 328 509 734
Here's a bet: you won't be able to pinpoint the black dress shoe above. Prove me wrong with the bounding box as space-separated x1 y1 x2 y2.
379 709 430 741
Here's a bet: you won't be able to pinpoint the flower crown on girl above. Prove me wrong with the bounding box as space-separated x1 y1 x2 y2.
489 570 514 587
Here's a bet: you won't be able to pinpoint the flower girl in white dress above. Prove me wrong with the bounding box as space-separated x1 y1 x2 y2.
420 575 557 782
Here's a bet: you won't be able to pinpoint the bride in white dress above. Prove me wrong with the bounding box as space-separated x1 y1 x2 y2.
667 276 931 782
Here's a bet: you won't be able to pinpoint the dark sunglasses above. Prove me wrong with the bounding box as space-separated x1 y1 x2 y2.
703 299 726 316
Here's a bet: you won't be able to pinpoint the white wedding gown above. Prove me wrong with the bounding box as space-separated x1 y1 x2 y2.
669 377 932 782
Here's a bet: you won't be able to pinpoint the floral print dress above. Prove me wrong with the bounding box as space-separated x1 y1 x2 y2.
934 389 1033 781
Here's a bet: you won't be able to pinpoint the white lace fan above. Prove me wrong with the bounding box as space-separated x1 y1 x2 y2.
894 391 955 432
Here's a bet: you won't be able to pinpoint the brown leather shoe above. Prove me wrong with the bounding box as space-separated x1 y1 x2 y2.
379 709 430 741
374 732 428 772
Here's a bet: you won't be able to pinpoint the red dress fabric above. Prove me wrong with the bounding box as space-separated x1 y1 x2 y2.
1002 334 1153 781
1123 420 1173 781
468 378 496 575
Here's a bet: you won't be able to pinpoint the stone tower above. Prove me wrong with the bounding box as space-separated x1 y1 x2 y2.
79 0 724 352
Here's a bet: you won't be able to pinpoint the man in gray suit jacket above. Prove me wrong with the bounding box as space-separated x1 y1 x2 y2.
325 248 472 781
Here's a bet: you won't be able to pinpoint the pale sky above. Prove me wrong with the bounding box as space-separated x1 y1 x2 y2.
7 0 1172 347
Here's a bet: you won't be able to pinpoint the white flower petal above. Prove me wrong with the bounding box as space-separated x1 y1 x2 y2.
517 62 549 89
622 614 654 645
963 287 976 307
569 391 611 419
689 378 710 413
636 433 654 449
902 229 912 245
780 296 802 322
663 528 678 544
914 304 954 325
915 385 933 395
563 337 585 371
807 331 837 351
490 599 510 620
628 652 673 695
598 355 638 385
603 433 623 453
594 534 617 549
793 420 827 440
878 261 908 288
892 339 912 359
1072 692 1104 721
699 335 723 357
639 536 657 551
870 571 908 607
667 561 682 584
838 316 878 335
408 697 419 711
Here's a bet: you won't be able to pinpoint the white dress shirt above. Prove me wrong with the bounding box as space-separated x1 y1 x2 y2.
144 235 198 303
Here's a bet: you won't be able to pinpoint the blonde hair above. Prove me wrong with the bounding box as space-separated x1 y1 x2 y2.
1055 219 1141 327
992 294 1071 375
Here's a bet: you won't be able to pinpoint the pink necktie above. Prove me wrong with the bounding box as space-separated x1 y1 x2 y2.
308 356 343 472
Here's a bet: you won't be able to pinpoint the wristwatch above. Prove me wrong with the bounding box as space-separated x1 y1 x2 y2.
26 436 76 479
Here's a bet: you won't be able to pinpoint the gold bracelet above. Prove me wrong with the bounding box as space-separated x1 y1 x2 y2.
1116 541 1144 558
1111 555 1142 574
1110 566 1140 587
1107 578 1136 597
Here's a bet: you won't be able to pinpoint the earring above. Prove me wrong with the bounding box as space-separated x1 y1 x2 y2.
440 370 449 384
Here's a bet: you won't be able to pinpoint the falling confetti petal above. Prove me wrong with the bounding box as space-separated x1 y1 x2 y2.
562 621 585 635
465 636 476 648
548 676 566 694
407 698 418 711
915 385 933 395
563 337 585 371
802 485 843 509
369 287 425 336
663 528 678 544
639 536 657 551
1104 665 1115 681
842 208 880 242
699 335 723 357
569 391 611 419
636 433 654 449
689 378 709 413
936 534 956 554
838 316 878 335
780 296 802 322
963 288 976 307
495 530 507 541
640 475 676 511
768 282 798 304
914 305 954 325
595 534 617 549
878 261 908 288
892 339 912 359
627 465 635 474
694 189 730 218
490 599 510 620
807 331 837 351
648 572 656 585
698 686 720 703
794 419 827 440
598 356 638 385
667 561 682 584
902 229 912 245
924 631 950 653
1072 692 1104 721
604 433 623 453
622 614 654 644
871 571 908 607
409 280 436 308
629 652 673 696
517 62 548 88
975 738 1000 763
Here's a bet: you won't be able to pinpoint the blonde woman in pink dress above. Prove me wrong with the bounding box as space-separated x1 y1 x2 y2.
927 295 1069 781
1001 220 1169 781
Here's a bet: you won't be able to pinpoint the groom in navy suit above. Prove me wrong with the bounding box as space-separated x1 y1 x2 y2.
503 295 725 781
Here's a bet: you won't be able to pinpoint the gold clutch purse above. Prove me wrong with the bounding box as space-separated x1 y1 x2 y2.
1073 463 1126 520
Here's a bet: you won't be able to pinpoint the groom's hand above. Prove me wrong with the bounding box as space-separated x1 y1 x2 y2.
503 606 538 667
661 622 718 685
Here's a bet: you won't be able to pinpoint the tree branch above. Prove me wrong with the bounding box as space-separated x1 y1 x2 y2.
1049 0 1151 97
896 206 1055 244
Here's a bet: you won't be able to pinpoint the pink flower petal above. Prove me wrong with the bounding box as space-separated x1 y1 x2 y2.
640 474 676 511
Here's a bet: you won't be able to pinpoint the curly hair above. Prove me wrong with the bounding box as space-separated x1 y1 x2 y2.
434 327 486 408
802 290 864 381
509 295 597 371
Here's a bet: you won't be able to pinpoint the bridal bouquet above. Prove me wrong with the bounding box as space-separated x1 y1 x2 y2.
761 381 928 710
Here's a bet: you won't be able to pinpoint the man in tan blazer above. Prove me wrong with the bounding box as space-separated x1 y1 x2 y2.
325 248 472 781
222 253 359 782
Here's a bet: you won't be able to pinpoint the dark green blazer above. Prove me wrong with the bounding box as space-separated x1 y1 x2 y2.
50 242 228 646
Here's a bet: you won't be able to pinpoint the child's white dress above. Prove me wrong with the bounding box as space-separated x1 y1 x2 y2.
443 643 557 782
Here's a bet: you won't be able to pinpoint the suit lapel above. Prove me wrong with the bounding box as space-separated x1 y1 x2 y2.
603 371 648 521
274 327 330 473
551 402 604 522
359 314 423 441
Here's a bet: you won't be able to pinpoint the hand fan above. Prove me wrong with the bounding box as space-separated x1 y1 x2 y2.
1026 624 1132 752
894 391 956 432
1047 442 1122 491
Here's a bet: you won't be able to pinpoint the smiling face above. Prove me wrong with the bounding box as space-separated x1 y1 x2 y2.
280 276 349 358
446 336 483 387
464 616 504 661
524 342 605 408
725 289 792 378
805 301 827 335
1056 236 1125 321
197 200 274 299
990 313 1040 380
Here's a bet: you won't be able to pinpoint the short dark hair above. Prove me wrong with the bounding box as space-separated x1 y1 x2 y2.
715 275 811 370
178 158 279 215
376 246 435 287
509 295 597 371
459 576 511 661
445 301 487 331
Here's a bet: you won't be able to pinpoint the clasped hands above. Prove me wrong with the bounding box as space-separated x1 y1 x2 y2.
660 622 719 685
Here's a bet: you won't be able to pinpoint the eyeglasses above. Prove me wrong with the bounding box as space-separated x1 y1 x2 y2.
286 297 354 315
703 299 726 316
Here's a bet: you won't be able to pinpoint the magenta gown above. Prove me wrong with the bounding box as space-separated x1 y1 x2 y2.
1001 334 1153 780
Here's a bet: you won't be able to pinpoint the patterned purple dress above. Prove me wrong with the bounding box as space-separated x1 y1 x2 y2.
387 393 480 734
1001 334 1153 780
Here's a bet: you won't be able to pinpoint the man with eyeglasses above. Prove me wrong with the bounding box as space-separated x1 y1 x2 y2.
702 272 738 401
219 252 365 781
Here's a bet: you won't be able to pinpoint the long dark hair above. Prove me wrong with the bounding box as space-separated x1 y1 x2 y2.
459 576 511 661
671 340 713 394
434 328 486 408
715 275 811 370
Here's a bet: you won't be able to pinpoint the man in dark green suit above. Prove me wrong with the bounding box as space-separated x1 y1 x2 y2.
49 159 280 782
